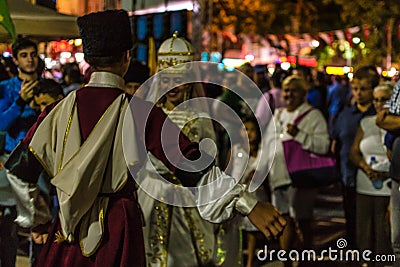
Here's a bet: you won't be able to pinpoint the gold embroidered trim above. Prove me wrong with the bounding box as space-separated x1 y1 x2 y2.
147 202 172 266
28 146 53 177
158 52 194 56
80 207 105 257
182 207 211 264
57 101 76 173
56 94 123 172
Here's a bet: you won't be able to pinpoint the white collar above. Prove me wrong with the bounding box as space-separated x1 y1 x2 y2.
86 72 125 90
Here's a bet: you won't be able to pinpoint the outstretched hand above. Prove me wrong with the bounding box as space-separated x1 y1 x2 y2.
32 221 51 245
247 202 286 240
32 232 48 245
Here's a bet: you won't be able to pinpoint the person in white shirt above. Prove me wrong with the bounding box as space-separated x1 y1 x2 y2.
350 82 393 258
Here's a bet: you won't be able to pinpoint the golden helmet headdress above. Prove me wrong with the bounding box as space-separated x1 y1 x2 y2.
157 31 195 72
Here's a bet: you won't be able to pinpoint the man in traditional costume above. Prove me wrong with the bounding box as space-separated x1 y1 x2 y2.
5 10 285 267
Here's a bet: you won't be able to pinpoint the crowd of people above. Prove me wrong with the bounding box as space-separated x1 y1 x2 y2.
0 8 399 267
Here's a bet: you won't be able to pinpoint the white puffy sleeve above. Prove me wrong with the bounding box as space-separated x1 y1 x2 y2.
196 166 258 223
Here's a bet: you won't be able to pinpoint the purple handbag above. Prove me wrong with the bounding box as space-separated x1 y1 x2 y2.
282 108 339 188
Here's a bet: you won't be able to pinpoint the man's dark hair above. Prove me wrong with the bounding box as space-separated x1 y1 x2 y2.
12 38 38 59
84 53 125 69
62 62 82 84
353 65 380 89
295 66 313 84
271 69 289 88
33 79 63 99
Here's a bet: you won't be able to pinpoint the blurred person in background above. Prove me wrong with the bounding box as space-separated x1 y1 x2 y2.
0 37 39 267
225 116 264 267
0 60 10 81
213 63 261 166
0 56 18 81
123 60 149 96
262 75 330 266
255 68 289 131
293 66 326 117
331 65 379 248
327 75 350 129
376 78 400 266
30 79 64 267
253 64 270 93
32 78 64 112
61 62 83 96
350 82 393 265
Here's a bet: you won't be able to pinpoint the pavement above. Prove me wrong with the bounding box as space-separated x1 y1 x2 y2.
256 183 348 267
16 183 386 267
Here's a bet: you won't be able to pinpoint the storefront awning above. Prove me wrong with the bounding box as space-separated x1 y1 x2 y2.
0 0 79 42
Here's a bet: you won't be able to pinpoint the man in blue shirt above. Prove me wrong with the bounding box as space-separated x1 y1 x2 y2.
0 37 39 267
327 75 349 124
331 65 379 249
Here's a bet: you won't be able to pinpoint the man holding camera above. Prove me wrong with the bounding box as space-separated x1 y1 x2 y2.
0 37 39 267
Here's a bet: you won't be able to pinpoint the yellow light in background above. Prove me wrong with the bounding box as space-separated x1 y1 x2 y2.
348 72 353 79
74 39 82 46
326 66 354 75
222 58 250 69
343 48 353 59
359 42 365 49
382 67 398 78
268 68 275 75
267 64 275 75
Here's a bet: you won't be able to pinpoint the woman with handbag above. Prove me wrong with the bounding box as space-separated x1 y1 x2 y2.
263 75 331 260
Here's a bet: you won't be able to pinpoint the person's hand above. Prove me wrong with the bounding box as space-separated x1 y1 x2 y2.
286 123 299 137
362 166 388 182
362 165 379 181
20 79 38 102
247 202 286 240
243 170 255 184
387 149 392 161
376 109 389 125
331 139 337 154
32 232 48 245
32 222 51 245
375 171 389 181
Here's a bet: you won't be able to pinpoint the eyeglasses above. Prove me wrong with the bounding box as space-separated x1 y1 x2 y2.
161 77 184 84
373 97 390 103
351 86 372 92
282 87 303 93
